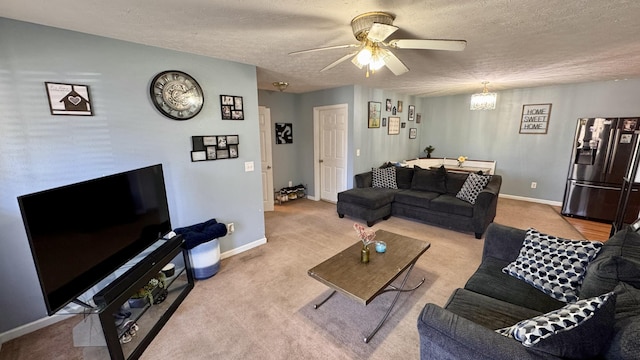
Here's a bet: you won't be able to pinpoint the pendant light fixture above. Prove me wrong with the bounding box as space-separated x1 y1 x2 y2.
470 81 497 110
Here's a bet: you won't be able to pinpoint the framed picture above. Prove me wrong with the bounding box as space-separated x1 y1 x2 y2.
203 136 216 146
191 151 206 162
392 106 397 115
216 149 230 159
227 135 239 145
385 99 392 112
220 95 244 120
45 82 93 116
409 128 417 139
519 103 552 134
401 122 406 128
275 123 293 144
397 100 403 113
388 116 400 135
382 117 387 127
229 144 239 158
368 101 381 128
408 105 415 121
206 146 217 160
416 113 422 124
217 136 227 149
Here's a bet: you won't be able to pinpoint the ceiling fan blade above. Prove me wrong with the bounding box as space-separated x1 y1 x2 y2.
367 23 399 42
321 52 358 72
388 39 467 51
289 44 359 55
383 51 409 76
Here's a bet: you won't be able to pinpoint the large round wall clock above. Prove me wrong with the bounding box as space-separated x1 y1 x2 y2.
150 70 204 120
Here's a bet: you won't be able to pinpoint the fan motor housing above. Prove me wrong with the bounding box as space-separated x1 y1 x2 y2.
351 11 395 41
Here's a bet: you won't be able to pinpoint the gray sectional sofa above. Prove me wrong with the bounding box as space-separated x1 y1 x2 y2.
418 223 640 359
336 165 502 238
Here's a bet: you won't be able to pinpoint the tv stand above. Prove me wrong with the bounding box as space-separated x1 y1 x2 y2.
72 298 97 311
90 235 194 360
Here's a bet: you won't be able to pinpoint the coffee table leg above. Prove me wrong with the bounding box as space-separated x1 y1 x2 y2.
364 262 421 343
313 290 336 309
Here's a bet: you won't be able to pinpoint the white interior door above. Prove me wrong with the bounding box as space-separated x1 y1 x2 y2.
314 104 348 203
259 106 274 211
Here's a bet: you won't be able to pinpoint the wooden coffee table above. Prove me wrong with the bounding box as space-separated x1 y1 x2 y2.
308 229 430 343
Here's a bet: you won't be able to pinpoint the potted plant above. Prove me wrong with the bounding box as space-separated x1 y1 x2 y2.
128 273 167 308
424 145 435 158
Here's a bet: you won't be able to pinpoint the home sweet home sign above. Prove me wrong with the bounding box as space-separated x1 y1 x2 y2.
519 103 552 134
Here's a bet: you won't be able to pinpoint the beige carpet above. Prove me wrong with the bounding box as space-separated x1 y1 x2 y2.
0 198 584 360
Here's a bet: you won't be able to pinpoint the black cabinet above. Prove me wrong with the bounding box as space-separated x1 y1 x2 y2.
94 236 194 360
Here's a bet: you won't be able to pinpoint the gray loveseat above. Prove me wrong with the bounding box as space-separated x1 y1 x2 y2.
417 223 640 359
336 166 502 239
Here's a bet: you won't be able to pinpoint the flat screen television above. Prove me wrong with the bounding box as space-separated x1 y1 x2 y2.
18 164 172 315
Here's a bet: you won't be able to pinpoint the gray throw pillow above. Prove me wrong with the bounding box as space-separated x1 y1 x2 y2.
456 173 491 204
604 282 640 359
580 255 640 299
371 167 397 189
503 228 603 303
411 165 446 193
496 292 616 358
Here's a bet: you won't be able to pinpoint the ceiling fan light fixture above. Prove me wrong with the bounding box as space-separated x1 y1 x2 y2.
356 47 372 66
470 81 497 110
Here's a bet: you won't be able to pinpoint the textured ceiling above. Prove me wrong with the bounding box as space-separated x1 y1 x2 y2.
2 0 640 96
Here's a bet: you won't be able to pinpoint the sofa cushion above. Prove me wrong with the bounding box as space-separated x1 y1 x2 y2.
604 282 640 359
496 292 616 358
392 189 439 210
395 167 414 189
372 167 397 189
430 195 474 217
337 188 398 209
445 172 468 194
579 255 640 299
444 288 543 330
502 228 603 303
465 256 565 313
411 165 446 193
456 173 492 204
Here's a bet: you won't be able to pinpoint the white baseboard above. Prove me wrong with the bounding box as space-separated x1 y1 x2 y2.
220 237 267 260
499 193 562 207
1 236 268 346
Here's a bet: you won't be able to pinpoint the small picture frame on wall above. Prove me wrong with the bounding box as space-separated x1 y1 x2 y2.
382 117 387 127
386 99 392 112
388 116 400 135
191 134 239 162
408 105 415 121
401 122 406 128
45 82 93 116
409 128 417 139
220 95 244 120
397 100 403 113
368 101 381 128
416 113 422 124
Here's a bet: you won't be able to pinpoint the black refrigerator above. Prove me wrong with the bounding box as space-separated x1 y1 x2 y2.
561 117 640 223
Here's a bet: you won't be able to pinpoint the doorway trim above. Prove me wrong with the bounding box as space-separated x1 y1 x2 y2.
313 103 349 201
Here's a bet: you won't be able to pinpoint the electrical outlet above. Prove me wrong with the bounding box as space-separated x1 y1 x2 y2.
531 182 537 189
227 223 235 234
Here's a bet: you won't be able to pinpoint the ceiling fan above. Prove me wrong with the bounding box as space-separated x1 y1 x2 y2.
289 11 467 77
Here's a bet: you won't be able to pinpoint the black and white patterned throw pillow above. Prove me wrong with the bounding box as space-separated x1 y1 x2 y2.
455 173 491 204
496 292 615 349
502 229 603 303
372 167 397 189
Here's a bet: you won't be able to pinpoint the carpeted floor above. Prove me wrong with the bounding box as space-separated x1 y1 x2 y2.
0 198 585 360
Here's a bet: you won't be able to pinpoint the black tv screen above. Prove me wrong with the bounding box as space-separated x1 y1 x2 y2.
18 164 172 315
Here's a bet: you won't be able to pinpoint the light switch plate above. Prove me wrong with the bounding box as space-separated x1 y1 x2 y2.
244 161 254 172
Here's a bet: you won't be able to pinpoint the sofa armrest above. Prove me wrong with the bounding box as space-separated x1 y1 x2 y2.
482 223 527 263
417 303 551 360
470 175 502 238
355 171 373 188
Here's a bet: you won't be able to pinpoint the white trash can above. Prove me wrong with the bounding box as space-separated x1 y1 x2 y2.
188 238 221 279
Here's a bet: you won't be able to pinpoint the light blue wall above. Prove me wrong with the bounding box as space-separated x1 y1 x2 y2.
0 18 265 333
420 80 640 202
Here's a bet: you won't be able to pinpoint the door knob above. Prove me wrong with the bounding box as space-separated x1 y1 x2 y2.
319 159 324 163
267 166 272 169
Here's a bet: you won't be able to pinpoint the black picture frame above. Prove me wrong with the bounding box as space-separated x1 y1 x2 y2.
408 105 415 121
45 82 93 116
220 95 244 120
191 135 240 162
275 123 293 144
409 128 417 139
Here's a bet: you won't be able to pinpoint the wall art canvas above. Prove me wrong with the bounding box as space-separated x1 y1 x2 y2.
275 123 293 144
